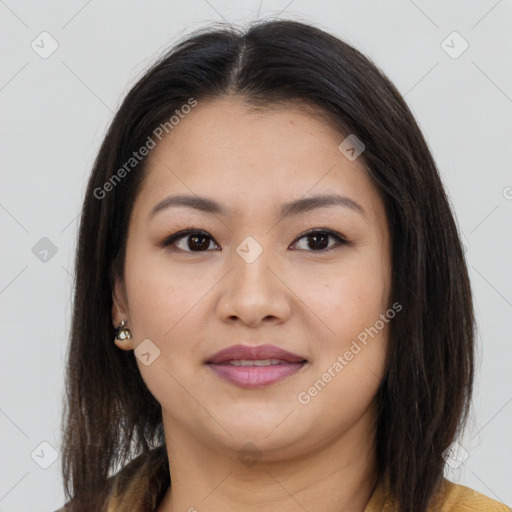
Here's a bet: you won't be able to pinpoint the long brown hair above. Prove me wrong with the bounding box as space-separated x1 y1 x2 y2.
60 19 474 512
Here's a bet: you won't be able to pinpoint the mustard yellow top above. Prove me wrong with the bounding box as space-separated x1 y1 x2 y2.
364 477 510 511
57 446 511 512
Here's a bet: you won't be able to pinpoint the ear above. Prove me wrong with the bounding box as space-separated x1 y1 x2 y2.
112 276 134 351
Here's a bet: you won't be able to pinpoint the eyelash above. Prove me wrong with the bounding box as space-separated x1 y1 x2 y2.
161 228 349 254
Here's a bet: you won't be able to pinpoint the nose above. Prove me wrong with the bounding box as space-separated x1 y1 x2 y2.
216 244 292 327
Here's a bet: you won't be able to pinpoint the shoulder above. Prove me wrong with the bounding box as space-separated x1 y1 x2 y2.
53 445 169 512
366 478 510 512
430 479 511 511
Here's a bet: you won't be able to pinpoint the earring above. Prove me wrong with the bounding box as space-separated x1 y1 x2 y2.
116 320 132 342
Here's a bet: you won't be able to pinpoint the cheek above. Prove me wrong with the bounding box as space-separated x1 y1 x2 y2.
124 246 207 337
297 271 390 423
298 252 391 396
301 260 390 340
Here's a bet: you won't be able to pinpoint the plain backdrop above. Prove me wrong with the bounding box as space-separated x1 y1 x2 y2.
0 1 511 511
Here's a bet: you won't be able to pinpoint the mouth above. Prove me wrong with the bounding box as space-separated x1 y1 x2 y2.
206 344 308 388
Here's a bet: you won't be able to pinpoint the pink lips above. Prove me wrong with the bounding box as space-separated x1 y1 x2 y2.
206 344 307 389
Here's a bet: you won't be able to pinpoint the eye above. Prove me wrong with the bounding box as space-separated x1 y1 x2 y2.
161 229 220 253
161 228 348 254
290 228 348 252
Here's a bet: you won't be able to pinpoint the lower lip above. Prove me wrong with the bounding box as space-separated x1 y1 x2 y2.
208 362 306 388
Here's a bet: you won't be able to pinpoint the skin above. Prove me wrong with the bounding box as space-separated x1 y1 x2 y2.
112 96 392 512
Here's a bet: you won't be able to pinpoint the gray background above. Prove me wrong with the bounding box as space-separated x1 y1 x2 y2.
0 1 511 511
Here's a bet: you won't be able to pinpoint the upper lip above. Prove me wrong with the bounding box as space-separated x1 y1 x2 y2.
206 344 307 364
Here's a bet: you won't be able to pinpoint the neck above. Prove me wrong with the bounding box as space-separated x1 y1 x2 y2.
157 405 379 512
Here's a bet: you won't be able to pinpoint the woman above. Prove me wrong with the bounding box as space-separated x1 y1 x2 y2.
56 19 510 512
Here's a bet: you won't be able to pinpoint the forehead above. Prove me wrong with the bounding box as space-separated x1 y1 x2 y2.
134 97 384 224
146 96 347 170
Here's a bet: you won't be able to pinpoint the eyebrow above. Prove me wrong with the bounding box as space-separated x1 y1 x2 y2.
147 193 366 220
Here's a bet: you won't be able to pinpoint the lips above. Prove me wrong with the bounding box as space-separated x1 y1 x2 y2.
206 344 307 365
206 344 308 388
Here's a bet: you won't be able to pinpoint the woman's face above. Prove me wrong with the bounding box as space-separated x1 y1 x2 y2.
112 97 392 459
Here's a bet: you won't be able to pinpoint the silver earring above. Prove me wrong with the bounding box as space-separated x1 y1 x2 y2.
115 320 132 342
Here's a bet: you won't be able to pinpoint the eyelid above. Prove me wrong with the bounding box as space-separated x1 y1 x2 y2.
161 229 220 250
290 228 348 251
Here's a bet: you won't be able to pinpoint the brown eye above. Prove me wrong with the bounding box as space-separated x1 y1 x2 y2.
162 230 220 252
291 229 348 252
